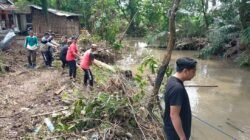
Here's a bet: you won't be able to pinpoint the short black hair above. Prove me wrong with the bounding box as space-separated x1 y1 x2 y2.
176 57 197 72
71 35 78 40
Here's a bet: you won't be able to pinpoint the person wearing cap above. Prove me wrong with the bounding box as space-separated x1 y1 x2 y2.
66 36 79 81
80 44 97 87
163 57 197 140
24 30 38 68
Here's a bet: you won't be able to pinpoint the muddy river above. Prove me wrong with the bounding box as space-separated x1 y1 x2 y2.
118 40 250 140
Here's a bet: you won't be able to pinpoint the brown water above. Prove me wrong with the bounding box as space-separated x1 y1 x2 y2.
118 41 250 140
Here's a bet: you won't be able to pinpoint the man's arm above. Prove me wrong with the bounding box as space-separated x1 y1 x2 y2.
170 106 186 140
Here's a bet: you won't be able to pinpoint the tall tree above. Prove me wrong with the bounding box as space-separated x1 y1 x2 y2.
55 0 61 9
40 0 48 24
239 0 250 29
148 0 181 113
201 0 209 29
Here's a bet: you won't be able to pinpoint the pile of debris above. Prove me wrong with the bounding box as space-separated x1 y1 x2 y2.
77 30 118 64
28 74 165 140
223 38 247 58
176 37 208 50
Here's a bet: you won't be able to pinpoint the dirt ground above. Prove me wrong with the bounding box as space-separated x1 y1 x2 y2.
0 41 84 139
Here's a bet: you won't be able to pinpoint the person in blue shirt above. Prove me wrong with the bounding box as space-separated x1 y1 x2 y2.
24 30 38 68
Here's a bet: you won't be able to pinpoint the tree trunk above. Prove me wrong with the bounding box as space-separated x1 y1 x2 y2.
55 0 61 9
201 0 209 29
239 0 250 29
147 0 181 113
41 0 48 25
205 0 208 11
212 0 216 6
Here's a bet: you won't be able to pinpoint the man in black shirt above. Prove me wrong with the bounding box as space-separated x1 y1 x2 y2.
59 36 70 74
164 57 197 140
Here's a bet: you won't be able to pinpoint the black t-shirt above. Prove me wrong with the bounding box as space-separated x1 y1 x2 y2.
163 76 192 139
60 45 68 60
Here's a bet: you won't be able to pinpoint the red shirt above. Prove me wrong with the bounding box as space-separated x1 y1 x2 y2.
66 43 78 61
80 49 92 69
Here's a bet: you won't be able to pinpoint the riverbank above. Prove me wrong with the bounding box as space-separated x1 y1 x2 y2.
0 38 165 139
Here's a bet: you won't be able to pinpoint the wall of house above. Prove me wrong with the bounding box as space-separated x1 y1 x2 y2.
31 8 80 36
19 14 27 31
0 0 7 3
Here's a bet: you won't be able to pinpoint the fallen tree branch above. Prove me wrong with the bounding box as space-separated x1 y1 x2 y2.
31 108 69 118
55 85 66 95
185 85 218 87
127 96 147 139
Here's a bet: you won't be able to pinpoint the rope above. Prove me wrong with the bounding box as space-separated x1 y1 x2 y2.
192 114 237 140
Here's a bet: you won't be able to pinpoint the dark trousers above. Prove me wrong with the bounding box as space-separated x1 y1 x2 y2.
27 50 36 66
68 60 76 78
83 69 93 86
60 58 67 69
41 50 53 66
164 127 180 140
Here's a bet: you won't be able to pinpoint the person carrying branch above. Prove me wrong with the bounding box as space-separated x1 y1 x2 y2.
164 57 197 140
40 32 58 67
80 44 97 87
24 30 38 68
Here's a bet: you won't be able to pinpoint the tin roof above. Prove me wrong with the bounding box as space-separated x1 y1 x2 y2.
30 5 81 17
0 3 15 11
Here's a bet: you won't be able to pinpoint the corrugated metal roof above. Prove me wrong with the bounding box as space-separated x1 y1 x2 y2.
7 0 14 5
30 5 81 17
0 3 15 11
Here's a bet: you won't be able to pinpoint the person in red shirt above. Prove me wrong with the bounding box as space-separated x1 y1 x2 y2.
66 36 79 81
80 44 97 87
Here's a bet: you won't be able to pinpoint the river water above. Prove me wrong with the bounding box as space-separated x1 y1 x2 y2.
118 40 250 140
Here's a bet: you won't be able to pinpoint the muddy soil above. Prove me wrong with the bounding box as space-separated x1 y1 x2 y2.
0 41 84 139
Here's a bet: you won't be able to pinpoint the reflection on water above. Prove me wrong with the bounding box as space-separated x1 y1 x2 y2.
117 45 250 140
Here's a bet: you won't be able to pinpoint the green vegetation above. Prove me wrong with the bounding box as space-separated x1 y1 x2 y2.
15 0 250 66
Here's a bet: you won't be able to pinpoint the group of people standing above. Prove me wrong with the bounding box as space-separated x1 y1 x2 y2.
24 29 97 87
24 29 199 140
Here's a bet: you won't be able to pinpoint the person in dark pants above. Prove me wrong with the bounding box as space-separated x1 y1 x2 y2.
59 36 70 74
163 57 197 140
40 33 58 67
66 36 79 81
80 44 97 87
24 30 38 68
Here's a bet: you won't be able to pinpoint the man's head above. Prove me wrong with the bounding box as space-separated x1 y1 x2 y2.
71 35 78 43
28 30 34 36
61 36 67 42
44 32 49 38
91 44 97 52
176 57 197 81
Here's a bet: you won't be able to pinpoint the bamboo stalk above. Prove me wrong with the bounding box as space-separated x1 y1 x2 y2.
185 85 218 87
226 122 245 133
31 108 69 118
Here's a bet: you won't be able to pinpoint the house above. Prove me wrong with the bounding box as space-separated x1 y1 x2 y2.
0 0 31 34
0 1 81 36
0 0 16 31
30 5 81 36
